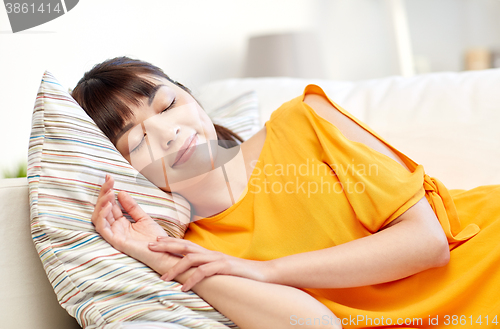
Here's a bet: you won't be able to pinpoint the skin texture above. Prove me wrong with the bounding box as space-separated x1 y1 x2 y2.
91 78 450 329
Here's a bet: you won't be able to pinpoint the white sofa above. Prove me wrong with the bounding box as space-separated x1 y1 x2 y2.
0 177 82 328
2 69 500 329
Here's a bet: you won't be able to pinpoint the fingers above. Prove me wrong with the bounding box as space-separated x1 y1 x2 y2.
111 202 123 221
151 237 205 254
180 263 221 292
161 252 218 282
94 175 115 215
148 238 223 283
107 186 123 222
92 174 119 227
97 174 115 202
96 189 114 211
95 202 114 241
95 201 111 230
117 190 150 223
105 192 115 225
105 210 115 225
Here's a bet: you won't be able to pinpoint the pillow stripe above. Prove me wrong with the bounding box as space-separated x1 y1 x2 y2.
28 71 238 328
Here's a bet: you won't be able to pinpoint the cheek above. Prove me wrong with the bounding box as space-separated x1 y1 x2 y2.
175 102 217 141
198 110 217 141
129 148 153 173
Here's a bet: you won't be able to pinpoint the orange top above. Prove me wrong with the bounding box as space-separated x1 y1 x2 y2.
185 85 500 328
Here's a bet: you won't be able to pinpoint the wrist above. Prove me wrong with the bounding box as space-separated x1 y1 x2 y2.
145 246 182 276
174 267 197 284
262 259 279 284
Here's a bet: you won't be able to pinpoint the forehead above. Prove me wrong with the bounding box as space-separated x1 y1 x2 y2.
141 74 176 89
130 76 177 109
142 76 187 106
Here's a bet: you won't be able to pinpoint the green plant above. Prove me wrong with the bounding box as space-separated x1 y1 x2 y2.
2 161 27 178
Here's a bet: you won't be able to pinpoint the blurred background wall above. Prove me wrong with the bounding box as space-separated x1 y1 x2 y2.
1 0 500 176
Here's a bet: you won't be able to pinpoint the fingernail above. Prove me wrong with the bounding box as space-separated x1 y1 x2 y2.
157 236 169 241
148 242 156 247
105 174 109 182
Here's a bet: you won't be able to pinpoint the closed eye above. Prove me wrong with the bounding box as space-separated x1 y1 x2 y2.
162 98 176 113
131 134 146 154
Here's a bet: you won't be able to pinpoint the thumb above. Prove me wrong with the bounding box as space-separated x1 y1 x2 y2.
117 191 150 223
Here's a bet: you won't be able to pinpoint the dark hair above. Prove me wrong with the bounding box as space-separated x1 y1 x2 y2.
71 56 243 147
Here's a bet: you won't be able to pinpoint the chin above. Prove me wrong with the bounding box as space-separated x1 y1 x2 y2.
170 170 213 194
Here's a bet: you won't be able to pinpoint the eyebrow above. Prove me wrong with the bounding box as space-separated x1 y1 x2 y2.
114 84 167 144
114 122 135 145
148 84 165 106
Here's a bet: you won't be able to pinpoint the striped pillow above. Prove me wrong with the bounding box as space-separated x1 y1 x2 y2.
207 91 260 141
27 71 237 329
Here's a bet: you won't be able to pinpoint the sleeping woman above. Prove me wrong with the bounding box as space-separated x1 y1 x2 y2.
71 56 500 329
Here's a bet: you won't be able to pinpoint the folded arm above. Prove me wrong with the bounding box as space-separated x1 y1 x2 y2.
160 195 450 289
93 175 342 329
174 268 342 329
265 196 450 288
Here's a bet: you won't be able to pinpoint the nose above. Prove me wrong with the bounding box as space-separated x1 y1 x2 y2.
143 118 180 160
159 126 180 151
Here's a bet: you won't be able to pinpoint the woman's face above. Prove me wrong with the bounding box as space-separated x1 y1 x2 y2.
115 75 218 193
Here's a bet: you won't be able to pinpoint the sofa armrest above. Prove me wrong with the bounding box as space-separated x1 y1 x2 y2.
0 178 80 329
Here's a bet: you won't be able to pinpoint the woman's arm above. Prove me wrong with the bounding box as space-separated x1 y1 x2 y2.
264 196 450 288
93 176 342 329
174 268 342 329
157 196 449 290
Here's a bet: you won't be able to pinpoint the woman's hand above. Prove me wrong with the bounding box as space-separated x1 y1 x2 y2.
148 237 273 291
92 174 181 275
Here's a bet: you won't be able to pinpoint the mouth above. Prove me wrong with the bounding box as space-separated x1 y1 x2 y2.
172 134 198 167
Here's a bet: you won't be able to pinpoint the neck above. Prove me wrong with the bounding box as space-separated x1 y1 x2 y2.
173 143 249 219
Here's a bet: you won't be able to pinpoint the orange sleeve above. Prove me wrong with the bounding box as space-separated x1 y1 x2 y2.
302 84 427 233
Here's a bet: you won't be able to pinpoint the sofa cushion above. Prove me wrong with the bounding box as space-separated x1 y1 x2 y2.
27 71 236 328
194 69 500 129
195 70 500 190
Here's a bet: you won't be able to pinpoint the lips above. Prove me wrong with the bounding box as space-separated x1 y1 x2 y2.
172 134 197 167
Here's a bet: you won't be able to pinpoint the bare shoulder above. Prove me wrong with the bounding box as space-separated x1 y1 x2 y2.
303 93 361 141
304 93 411 171
243 125 266 150
303 93 335 116
240 125 267 180
303 93 330 105
303 93 356 136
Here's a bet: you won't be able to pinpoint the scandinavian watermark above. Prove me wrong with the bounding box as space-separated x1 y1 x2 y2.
3 0 79 33
289 314 499 326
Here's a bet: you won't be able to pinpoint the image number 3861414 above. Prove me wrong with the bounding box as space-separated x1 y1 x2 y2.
3 0 79 33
